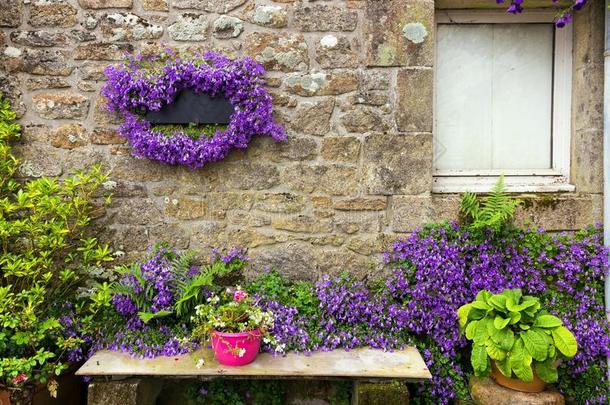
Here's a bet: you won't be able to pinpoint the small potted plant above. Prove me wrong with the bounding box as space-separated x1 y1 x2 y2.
191 287 277 366
458 289 578 393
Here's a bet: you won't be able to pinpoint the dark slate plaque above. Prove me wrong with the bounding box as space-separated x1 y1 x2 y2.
145 89 234 125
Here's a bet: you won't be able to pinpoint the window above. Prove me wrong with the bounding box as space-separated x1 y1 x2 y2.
433 10 573 193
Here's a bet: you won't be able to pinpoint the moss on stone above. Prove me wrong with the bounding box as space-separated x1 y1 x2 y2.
354 381 409 405
520 194 561 211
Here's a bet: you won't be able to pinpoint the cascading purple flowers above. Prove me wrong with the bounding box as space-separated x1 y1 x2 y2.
102 51 285 169
254 224 610 404
385 223 610 404
496 0 588 27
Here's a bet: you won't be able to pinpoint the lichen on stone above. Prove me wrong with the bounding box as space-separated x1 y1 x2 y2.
402 22 428 44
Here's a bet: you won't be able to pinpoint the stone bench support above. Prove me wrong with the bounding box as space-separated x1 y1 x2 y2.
87 378 412 405
87 378 162 405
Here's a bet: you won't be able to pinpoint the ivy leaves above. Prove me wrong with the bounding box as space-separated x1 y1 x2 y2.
459 288 578 383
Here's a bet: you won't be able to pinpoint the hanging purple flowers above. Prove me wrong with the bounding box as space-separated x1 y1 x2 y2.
102 50 286 169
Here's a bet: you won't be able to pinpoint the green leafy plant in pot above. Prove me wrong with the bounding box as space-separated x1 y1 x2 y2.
458 289 578 393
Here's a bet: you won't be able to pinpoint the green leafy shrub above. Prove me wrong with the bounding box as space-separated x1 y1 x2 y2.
458 288 578 383
0 94 113 395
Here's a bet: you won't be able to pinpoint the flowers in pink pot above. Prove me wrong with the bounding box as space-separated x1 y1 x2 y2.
233 289 248 302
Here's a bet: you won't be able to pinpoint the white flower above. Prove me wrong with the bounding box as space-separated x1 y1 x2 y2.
237 348 246 358
196 358 205 369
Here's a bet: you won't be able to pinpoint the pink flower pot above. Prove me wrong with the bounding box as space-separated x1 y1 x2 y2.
211 329 262 366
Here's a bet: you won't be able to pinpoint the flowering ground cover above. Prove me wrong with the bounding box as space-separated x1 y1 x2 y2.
78 223 609 404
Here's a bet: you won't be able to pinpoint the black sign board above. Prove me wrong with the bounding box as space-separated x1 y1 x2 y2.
145 89 234 125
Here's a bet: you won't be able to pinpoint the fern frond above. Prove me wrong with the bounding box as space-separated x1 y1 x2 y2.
459 176 521 233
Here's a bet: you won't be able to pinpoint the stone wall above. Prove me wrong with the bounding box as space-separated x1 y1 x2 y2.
0 0 605 279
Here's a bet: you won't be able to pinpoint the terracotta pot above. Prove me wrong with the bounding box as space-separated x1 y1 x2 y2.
491 362 547 393
0 390 11 405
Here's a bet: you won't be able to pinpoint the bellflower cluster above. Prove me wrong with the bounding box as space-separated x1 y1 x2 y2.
93 244 247 359
251 224 609 404
385 223 610 404
496 0 588 26
102 50 285 169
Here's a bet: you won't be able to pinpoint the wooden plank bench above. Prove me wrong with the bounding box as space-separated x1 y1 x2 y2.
77 347 432 405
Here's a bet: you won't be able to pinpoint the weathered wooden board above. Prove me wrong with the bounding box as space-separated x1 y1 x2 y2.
77 347 432 381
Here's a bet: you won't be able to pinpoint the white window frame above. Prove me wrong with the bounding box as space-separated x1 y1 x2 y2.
433 9 574 193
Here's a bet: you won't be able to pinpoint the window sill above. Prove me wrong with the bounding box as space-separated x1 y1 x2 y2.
432 176 576 194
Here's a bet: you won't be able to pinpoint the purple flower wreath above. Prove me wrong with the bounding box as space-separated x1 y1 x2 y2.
102 50 286 169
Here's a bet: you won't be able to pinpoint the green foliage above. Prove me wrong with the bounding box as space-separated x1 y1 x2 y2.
459 176 521 233
247 270 319 317
111 243 243 324
458 289 578 383
0 94 113 392
150 123 227 140
187 380 286 405
329 381 352 405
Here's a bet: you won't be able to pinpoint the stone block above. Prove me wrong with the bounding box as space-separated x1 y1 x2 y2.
143 0 169 11
10 31 68 47
30 0 78 28
289 98 335 136
14 143 63 178
321 137 361 163
572 129 603 193
254 192 307 214
341 105 389 133
515 194 603 231
395 68 433 132
572 64 603 132
470 377 564 405
284 72 358 96
91 128 126 145
212 15 244 39
51 124 89 149
78 0 133 8
249 242 319 281
247 136 318 163
32 92 90 120
245 32 309 72
364 0 433 67
272 215 333 233
333 211 384 234
8 49 74 76
390 195 460 232
352 381 410 405
242 3 288 28
100 13 164 41
293 3 358 31
171 0 247 13
0 0 21 27
164 197 207 220
282 164 360 196
168 14 209 41
111 198 163 226
315 35 359 69
363 133 432 195
24 77 71 91
87 378 162 405
573 0 605 66
333 197 387 211
74 42 134 60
